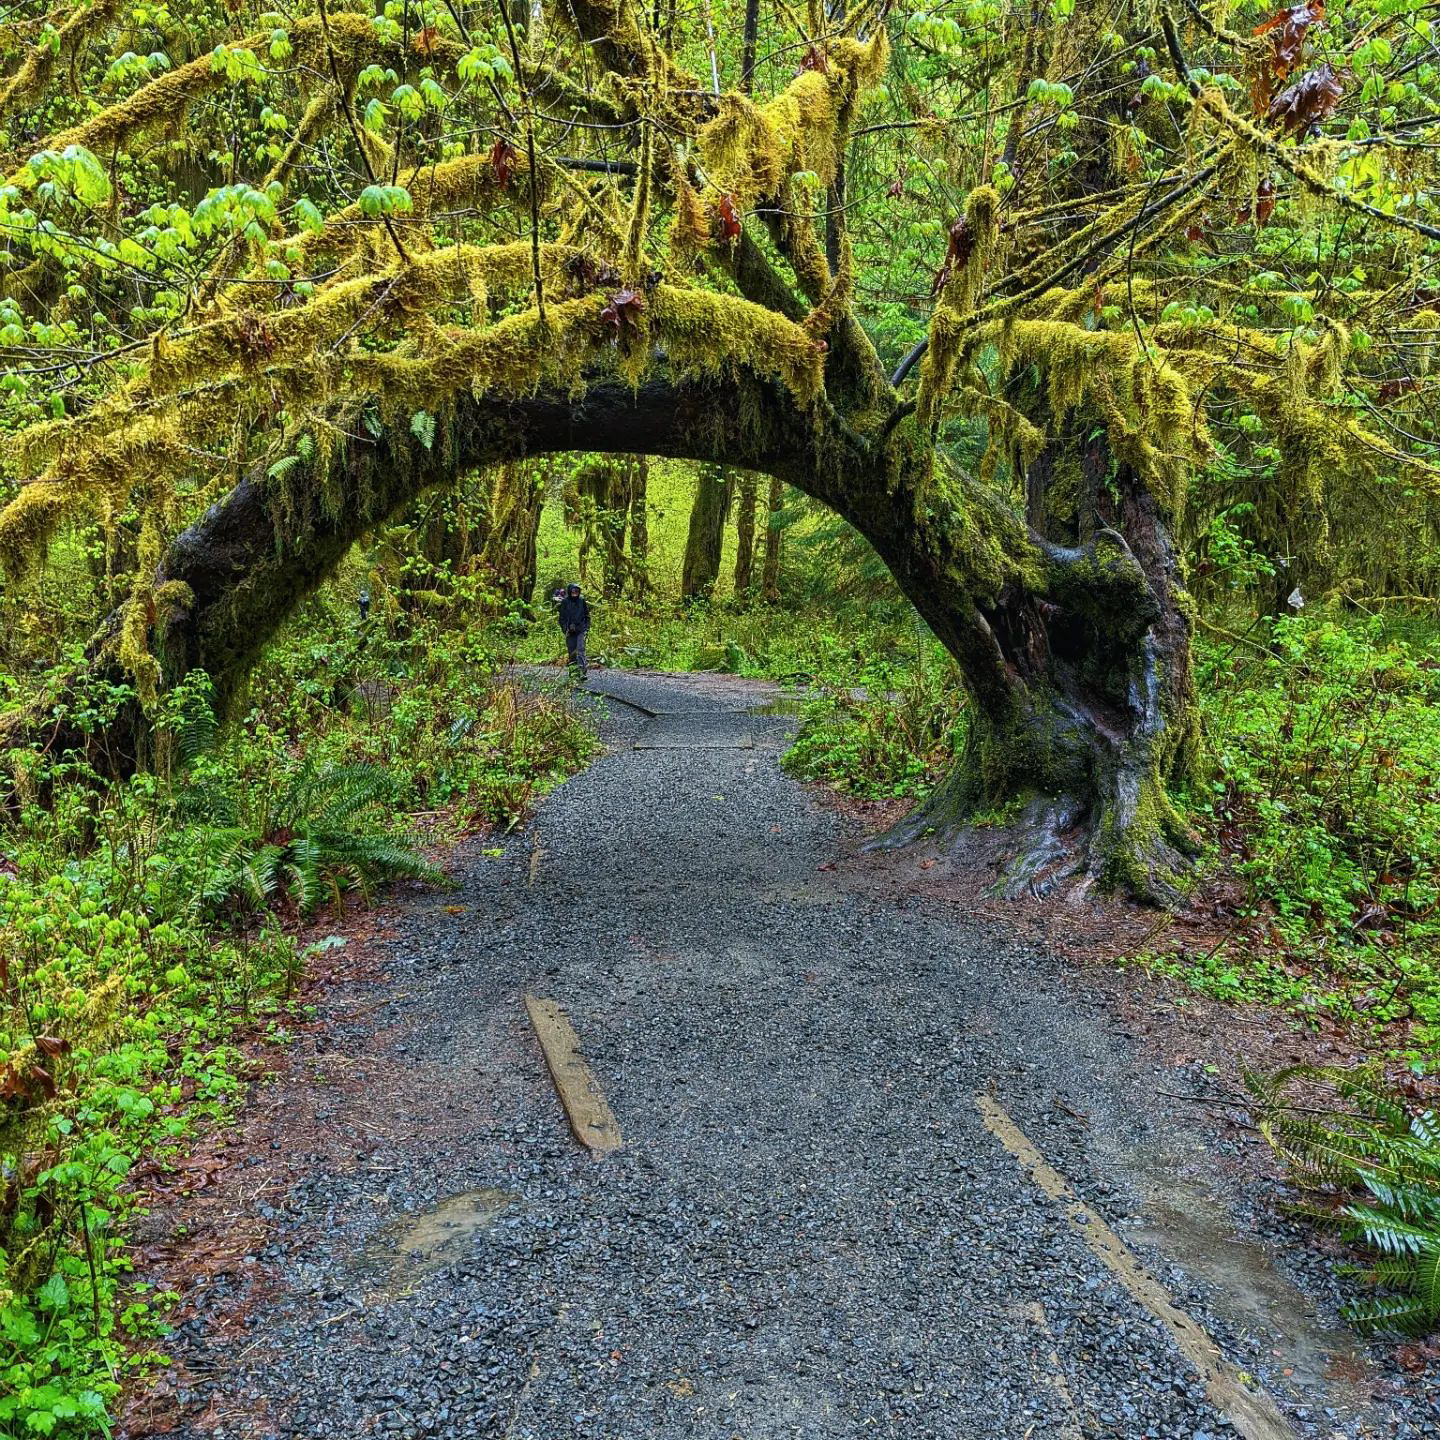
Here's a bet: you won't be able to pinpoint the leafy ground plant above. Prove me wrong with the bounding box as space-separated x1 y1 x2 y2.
1247 1064 1440 1334
782 657 966 800
173 759 444 918
1139 610 1440 1061
0 610 596 1435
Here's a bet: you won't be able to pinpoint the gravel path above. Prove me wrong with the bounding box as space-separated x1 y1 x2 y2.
147 671 1424 1440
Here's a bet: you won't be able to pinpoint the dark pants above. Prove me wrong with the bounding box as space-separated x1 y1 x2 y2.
566 628 588 674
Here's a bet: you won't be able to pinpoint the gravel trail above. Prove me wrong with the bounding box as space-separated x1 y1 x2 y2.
148 671 1421 1440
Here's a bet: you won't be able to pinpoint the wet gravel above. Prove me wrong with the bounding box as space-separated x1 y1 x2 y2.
152 671 1432 1440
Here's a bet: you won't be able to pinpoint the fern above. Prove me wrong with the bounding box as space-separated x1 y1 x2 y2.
179 761 443 919
1249 1063 1440 1334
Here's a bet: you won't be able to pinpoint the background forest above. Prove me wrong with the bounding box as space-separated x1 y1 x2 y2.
1 0 1440 1427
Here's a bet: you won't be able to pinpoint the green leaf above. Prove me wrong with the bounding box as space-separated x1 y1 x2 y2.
35 1272 69 1312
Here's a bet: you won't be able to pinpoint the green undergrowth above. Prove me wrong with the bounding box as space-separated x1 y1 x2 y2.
1140 609 1440 1064
515 588 968 800
0 574 595 1436
1248 1063 1440 1336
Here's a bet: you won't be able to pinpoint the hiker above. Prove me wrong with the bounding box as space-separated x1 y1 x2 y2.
557 581 590 678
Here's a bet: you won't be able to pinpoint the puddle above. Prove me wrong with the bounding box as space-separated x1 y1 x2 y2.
356 1188 514 1294
1113 1145 1376 1409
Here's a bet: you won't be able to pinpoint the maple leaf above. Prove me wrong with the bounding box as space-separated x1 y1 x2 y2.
1266 63 1343 135
1251 2 1324 110
412 25 442 55
489 137 519 188
931 216 974 296
564 253 620 292
1377 376 1419 401
599 287 646 343
797 45 828 74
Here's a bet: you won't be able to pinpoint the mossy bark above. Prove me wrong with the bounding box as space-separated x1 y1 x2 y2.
16 373 1200 902
681 464 733 602
761 474 784 601
733 471 758 595
479 462 544 603
626 455 650 596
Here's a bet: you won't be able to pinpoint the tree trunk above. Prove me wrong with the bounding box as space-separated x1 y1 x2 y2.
871 457 1200 904
626 454 650 596
761 474 783 601
733 471 758 596
681 464 732 602
479 461 544 603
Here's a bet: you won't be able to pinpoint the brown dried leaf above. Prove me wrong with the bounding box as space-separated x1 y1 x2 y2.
1377 376 1419 401
1266 63 1343 135
1255 176 1277 227
489 138 518 189
931 216 974 296
599 287 646 343
1251 2 1325 110
715 193 743 243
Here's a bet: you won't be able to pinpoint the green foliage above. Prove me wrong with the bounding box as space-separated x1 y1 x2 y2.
783 657 966 799
1184 611 1440 1054
0 539 596 1436
174 758 443 918
1246 1064 1440 1334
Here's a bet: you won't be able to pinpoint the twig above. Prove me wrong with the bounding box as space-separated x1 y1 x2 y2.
316 0 409 263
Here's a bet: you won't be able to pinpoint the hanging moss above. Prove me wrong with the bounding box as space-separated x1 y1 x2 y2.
695 31 888 216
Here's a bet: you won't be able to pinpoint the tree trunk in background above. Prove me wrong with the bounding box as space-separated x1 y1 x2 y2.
627 455 650 596
761 474 783 601
571 457 634 596
733 471 758 596
740 0 759 91
681 465 732 602
480 462 544 603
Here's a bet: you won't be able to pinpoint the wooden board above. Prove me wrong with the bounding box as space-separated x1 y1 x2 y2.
524 996 623 1155
977 1093 1297 1440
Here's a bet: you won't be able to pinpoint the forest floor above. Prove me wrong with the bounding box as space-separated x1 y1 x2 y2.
120 671 1439 1440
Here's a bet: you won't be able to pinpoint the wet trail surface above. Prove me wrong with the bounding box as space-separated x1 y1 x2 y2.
148 671 1413 1440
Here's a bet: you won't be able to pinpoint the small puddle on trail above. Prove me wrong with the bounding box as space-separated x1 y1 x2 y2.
747 696 805 716
1117 1150 1376 1409
356 1189 515 1295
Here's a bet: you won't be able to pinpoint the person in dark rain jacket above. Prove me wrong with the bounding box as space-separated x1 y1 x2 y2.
557 582 590 678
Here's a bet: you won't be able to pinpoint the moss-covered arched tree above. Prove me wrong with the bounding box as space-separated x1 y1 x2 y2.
2 0 1437 898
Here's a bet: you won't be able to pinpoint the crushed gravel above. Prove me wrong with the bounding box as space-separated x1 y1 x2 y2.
136 671 1435 1440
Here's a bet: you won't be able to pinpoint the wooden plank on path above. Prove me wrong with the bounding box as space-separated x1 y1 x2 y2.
525 996 623 1155
976 1092 1298 1440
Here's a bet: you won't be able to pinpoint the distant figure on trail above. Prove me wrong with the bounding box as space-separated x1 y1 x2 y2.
558 581 590 679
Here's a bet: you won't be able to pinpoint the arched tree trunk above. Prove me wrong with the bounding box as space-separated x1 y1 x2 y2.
733 471 758 596
12 373 1200 902
681 465 733 602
